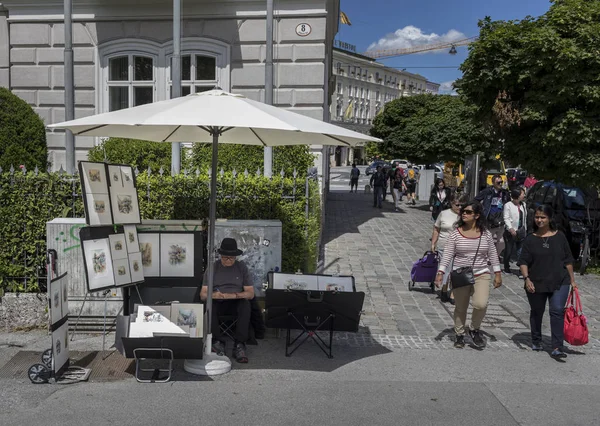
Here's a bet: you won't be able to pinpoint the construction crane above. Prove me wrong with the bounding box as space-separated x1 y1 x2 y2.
362 36 478 60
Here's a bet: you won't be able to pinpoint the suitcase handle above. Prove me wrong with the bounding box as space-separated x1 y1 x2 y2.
306 291 324 302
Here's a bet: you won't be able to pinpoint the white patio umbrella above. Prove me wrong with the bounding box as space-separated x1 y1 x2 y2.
49 89 381 374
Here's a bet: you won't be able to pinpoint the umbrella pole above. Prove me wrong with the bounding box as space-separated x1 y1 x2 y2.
204 127 219 355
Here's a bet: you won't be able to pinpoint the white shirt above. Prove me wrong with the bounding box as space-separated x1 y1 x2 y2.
503 201 527 231
435 209 460 249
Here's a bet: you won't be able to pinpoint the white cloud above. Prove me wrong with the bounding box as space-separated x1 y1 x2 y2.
367 26 467 53
438 81 458 96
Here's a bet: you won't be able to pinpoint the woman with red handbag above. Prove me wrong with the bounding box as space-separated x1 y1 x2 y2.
518 205 578 358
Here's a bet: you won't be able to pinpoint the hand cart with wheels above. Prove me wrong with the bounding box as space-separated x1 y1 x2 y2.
408 251 439 293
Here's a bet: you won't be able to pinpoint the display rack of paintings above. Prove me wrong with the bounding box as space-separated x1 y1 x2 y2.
48 272 70 375
78 161 141 226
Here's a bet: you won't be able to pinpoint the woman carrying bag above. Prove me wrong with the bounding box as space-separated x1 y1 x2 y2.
429 178 451 221
435 201 503 348
517 205 577 358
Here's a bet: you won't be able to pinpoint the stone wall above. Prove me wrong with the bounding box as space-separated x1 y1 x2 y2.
0 293 48 331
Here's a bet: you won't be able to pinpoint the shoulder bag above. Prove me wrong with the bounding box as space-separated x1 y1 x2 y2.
564 287 589 346
450 233 482 288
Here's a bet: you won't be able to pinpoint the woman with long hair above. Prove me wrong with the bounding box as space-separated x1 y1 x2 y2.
435 201 503 348
518 205 577 358
431 194 468 304
392 167 407 212
429 178 451 221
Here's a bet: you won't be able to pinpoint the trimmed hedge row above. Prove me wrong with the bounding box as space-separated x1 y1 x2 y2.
0 171 320 292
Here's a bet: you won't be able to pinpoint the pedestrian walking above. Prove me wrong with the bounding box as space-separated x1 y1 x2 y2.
429 178 452 221
518 205 578 358
369 165 386 209
435 201 502 349
405 167 418 205
431 194 467 304
392 167 407 212
349 163 360 193
503 188 527 276
475 174 511 260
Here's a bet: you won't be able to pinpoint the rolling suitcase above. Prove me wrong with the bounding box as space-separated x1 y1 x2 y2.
408 251 439 293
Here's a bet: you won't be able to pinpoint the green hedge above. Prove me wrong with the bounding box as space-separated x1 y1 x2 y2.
0 170 320 292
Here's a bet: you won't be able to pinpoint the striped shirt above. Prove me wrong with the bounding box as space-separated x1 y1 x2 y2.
438 228 501 276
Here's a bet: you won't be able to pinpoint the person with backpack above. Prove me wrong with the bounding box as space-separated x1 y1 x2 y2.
392 167 407 212
475 174 511 259
369 165 386 209
503 188 527 276
349 163 360 193
405 167 418 205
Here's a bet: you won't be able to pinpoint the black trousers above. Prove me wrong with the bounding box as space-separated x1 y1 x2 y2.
211 299 251 343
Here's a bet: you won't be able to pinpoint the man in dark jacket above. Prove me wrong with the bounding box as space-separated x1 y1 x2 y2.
369 165 386 208
475 174 511 258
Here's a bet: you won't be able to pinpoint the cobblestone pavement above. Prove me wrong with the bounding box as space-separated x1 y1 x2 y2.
322 189 600 352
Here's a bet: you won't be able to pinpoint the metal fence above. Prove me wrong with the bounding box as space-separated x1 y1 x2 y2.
0 164 319 292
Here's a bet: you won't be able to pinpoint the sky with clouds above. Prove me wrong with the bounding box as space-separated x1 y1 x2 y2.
337 0 554 94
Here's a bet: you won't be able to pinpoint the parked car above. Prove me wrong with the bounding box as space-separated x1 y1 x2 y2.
525 181 600 257
416 164 443 181
390 159 410 169
365 160 388 175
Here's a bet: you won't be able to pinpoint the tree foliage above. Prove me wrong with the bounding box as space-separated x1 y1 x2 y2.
370 94 489 164
88 137 174 172
0 88 48 171
189 144 315 177
456 0 600 186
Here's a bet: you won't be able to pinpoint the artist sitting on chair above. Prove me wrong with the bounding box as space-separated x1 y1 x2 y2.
200 238 253 363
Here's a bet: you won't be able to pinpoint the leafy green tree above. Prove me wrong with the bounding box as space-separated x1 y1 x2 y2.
0 88 47 170
88 137 173 172
189 144 315 177
370 94 490 164
456 0 600 186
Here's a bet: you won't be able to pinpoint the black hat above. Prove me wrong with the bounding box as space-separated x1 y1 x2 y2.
218 238 243 256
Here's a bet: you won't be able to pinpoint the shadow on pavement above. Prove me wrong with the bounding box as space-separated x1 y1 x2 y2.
509 331 587 357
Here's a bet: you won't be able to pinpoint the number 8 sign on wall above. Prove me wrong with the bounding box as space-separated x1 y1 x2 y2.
295 23 312 37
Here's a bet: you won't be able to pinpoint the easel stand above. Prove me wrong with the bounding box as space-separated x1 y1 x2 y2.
286 312 335 358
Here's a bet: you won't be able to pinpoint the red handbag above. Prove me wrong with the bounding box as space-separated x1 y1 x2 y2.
564 287 589 346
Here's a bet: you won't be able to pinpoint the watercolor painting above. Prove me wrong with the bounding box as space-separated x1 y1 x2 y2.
128 232 135 243
92 249 107 275
94 200 105 213
89 169 101 182
170 303 204 338
140 243 152 267
160 234 194 277
168 244 186 265
137 234 160 276
128 252 144 283
124 225 139 254
117 266 126 275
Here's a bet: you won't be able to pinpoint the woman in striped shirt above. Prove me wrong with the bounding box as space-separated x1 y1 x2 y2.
434 201 503 348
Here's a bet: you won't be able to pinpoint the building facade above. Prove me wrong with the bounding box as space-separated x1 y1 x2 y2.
329 47 439 166
0 0 340 173
426 81 441 94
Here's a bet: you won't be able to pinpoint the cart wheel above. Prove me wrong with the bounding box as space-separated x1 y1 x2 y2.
41 348 53 368
408 281 413 291
28 364 50 384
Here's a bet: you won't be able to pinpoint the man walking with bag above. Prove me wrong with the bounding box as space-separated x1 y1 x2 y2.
475 174 511 259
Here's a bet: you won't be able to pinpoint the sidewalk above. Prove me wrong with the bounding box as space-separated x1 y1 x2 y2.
322 190 600 352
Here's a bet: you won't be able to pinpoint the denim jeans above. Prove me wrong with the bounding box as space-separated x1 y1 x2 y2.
526 284 570 349
373 186 383 207
503 231 522 271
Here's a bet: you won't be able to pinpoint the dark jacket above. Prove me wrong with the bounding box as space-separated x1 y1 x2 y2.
429 187 452 209
370 171 386 187
475 186 511 220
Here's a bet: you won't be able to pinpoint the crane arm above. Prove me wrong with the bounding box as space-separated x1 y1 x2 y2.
363 36 477 59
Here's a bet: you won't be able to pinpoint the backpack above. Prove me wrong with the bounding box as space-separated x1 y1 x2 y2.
408 169 415 179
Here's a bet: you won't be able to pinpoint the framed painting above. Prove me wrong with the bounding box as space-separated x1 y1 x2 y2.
113 258 132 287
52 322 70 375
272 273 319 291
137 233 160 277
82 238 115 292
79 161 108 195
61 275 69 319
128 251 145 283
120 165 135 190
170 303 204 338
84 193 113 226
123 225 139 254
108 233 128 260
110 189 141 225
108 165 123 189
160 233 195 277
317 275 354 292
48 274 64 326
